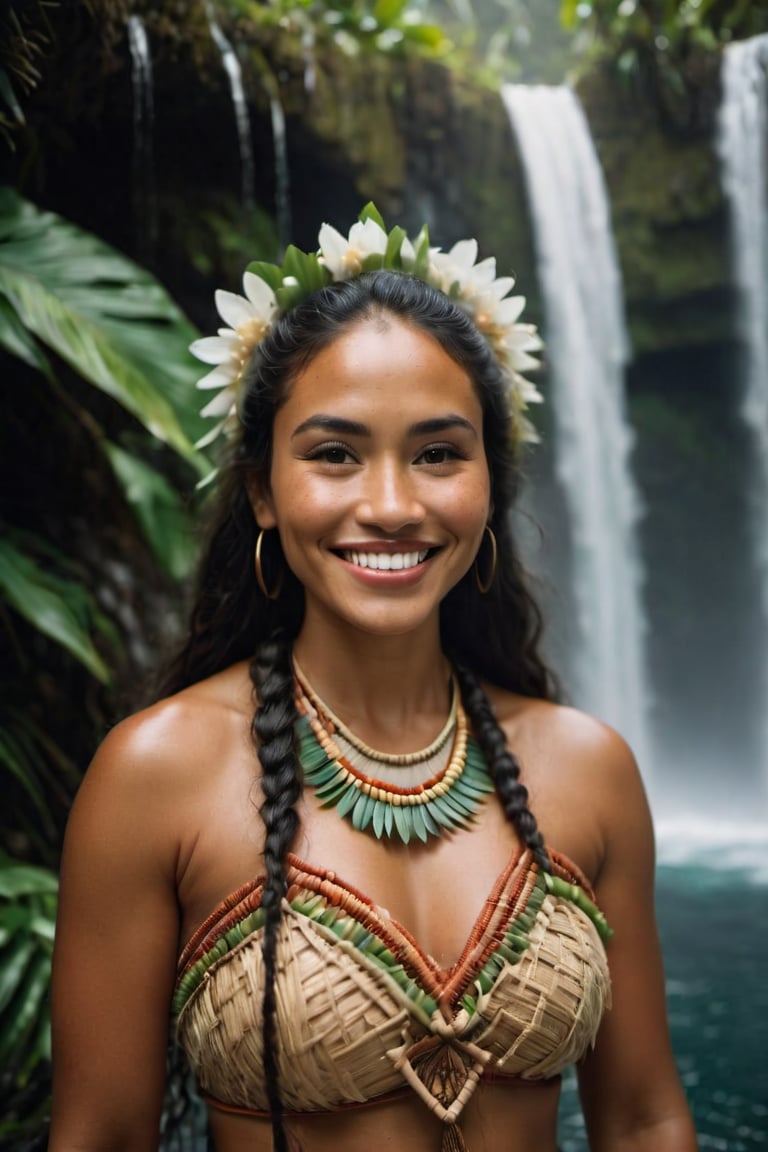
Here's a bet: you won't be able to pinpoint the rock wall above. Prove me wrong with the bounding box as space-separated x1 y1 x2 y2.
8 12 734 355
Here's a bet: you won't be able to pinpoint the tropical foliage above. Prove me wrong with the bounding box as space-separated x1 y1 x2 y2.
557 0 768 128
1 1 133 149
561 0 768 88
561 0 768 50
0 858 57 1140
0 187 207 1142
214 0 451 58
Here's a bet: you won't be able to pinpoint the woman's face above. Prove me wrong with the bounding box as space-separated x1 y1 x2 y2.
251 315 491 641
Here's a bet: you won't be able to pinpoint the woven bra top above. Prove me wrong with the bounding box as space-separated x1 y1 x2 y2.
173 845 612 1128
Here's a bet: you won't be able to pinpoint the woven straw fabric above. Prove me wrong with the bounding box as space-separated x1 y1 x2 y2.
177 889 610 1118
177 904 415 1112
472 893 612 1078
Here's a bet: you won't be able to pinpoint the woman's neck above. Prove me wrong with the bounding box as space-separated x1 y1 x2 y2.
292 617 452 747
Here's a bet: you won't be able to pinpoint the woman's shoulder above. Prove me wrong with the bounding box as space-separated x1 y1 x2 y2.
85 660 256 796
483 685 638 774
481 685 648 879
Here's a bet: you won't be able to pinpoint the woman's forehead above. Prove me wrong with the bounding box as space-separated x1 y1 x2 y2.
276 316 482 430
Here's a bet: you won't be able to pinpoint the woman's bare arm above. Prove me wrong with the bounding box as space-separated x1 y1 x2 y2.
49 709 186 1152
577 728 698 1151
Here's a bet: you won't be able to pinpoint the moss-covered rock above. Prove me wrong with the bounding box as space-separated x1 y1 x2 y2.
7 5 736 357
575 56 734 354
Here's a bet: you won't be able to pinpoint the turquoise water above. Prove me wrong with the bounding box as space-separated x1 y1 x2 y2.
559 830 768 1149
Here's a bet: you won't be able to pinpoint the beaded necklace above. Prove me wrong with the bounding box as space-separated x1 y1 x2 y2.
293 668 494 845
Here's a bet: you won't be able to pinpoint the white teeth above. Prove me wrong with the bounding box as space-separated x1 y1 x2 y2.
343 550 429 571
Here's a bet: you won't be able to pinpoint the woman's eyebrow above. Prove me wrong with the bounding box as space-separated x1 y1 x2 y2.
290 413 478 440
291 415 369 439
409 415 478 438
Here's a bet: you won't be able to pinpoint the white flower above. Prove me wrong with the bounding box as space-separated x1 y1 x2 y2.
192 207 545 450
318 218 388 279
190 271 277 434
399 236 416 267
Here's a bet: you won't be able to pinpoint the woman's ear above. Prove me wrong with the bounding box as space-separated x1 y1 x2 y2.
244 471 277 530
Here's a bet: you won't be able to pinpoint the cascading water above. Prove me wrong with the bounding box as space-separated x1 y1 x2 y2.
126 15 157 261
204 1 255 210
717 35 768 775
302 24 317 95
269 94 292 252
501 84 652 774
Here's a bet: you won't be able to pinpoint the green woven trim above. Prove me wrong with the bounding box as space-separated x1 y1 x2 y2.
173 891 439 1023
543 871 613 942
173 906 266 1019
296 714 494 845
291 892 439 1021
173 867 611 1025
459 870 547 1016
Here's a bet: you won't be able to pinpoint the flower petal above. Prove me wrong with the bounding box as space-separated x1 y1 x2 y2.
484 276 516 301
196 364 237 390
195 420 228 450
465 256 497 291
242 270 277 315
445 239 478 271
190 334 238 365
201 388 237 419
318 223 348 275
215 289 256 329
357 217 388 254
511 351 541 373
494 295 527 325
400 236 415 267
505 321 542 347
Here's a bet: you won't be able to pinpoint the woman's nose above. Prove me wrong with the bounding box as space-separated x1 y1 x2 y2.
355 459 425 531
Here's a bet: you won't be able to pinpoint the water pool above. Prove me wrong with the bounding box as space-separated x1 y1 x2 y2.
559 827 768 1149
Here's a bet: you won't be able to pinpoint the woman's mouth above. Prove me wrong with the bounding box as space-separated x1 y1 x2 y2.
339 549 431 571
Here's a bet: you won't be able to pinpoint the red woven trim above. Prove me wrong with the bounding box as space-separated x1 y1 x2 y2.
176 846 599 988
441 848 538 1008
177 880 264 973
287 857 445 989
549 849 597 902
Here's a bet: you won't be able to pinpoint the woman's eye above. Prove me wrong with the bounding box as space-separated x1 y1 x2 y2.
419 445 458 466
307 443 354 465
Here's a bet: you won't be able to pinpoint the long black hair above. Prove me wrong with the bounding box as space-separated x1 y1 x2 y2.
161 270 557 1150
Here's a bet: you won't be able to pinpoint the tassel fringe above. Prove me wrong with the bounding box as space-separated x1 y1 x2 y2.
442 1122 467 1152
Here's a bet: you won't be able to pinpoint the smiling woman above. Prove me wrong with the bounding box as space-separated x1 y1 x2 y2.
48 208 697 1152
249 317 490 640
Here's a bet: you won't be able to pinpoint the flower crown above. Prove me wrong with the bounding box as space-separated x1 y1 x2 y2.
191 203 543 448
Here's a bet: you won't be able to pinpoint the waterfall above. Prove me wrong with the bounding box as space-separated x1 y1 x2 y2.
269 94 292 252
501 84 652 772
126 15 157 261
204 1 255 210
302 24 316 95
717 34 768 768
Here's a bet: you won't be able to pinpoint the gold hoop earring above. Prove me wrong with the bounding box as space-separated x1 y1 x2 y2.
255 529 284 600
474 525 498 594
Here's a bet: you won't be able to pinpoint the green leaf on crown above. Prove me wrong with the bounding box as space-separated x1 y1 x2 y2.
384 225 407 269
410 224 431 279
359 202 386 230
245 260 284 293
